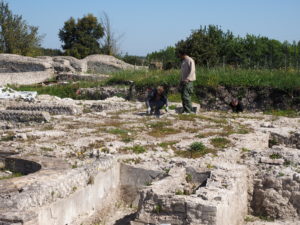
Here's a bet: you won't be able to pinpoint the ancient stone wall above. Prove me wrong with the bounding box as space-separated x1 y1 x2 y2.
0 54 142 86
0 71 54 86
7 103 81 115
0 110 50 123
195 86 300 111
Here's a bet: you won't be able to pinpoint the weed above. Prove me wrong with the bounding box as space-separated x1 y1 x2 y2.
107 128 128 135
158 141 178 150
40 147 54 152
153 204 163 214
278 172 285 177
189 142 206 158
178 114 197 121
264 110 299 118
147 121 180 137
163 168 170 175
168 93 181 102
121 136 133 143
244 216 256 222
169 105 177 110
206 164 216 169
122 158 142 164
72 162 78 169
258 215 274 222
269 139 279 147
0 172 22 180
269 153 282 159
210 137 231 148
0 132 15 142
186 173 192 183
196 134 205 138
284 160 291 166
145 181 152 186
175 190 184 195
241 148 250 152
125 145 146 154
41 124 54 131
83 107 92 113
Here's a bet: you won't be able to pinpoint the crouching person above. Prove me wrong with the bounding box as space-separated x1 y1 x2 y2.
229 98 244 113
146 86 168 117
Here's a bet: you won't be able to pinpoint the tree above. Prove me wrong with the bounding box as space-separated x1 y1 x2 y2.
59 14 104 59
146 46 180 69
99 12 123 56
122 53 145 66
0 0 42 56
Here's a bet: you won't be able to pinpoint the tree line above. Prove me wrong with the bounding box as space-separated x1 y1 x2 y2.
147 25 300 70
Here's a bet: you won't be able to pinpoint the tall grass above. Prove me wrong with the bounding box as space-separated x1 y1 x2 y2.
11 67 300 99
107 67 300 90
10 80 106 99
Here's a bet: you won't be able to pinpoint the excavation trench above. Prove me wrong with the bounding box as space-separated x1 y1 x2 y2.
4 153 295 225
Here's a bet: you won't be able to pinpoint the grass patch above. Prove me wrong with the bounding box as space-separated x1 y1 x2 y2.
178 114 197 121
264 109 299 118
269 153 282 159
258 215 275 222
158 141 178 150
121 145 146 154
210 137 231 148
168 93 181 102
147 121 180 137
122 157 142 164
0 134 14 142
0 171 22 180
40 147 54 152
176 142 216 158
107 128 128 135
10 80 106 99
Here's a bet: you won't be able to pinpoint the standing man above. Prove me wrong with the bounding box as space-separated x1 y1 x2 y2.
179 50 196 113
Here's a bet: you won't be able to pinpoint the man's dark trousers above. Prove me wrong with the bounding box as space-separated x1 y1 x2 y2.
180 81 193 113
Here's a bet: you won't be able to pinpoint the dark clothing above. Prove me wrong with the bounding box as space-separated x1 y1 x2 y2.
146 88 168 114
230 102 244 113
179 81 194 113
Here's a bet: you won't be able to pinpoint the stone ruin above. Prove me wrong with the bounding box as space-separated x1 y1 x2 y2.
0 95 299 225
0 53 144 86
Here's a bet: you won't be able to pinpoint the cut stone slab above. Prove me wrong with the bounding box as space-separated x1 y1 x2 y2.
7 103 81 115
260 157 285 165
0 110 50 123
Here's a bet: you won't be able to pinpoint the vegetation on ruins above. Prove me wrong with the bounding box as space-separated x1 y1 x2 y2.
210 137 231 148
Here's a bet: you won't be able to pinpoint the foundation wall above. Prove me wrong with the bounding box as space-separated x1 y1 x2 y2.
36 163 120 225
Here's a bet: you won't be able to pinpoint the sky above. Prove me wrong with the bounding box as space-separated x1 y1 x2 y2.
7 0 300 56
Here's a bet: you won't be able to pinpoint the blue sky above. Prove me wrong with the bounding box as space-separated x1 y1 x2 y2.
7 0 300 56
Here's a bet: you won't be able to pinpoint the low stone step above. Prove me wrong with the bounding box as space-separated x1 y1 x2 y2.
0 110 50 123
